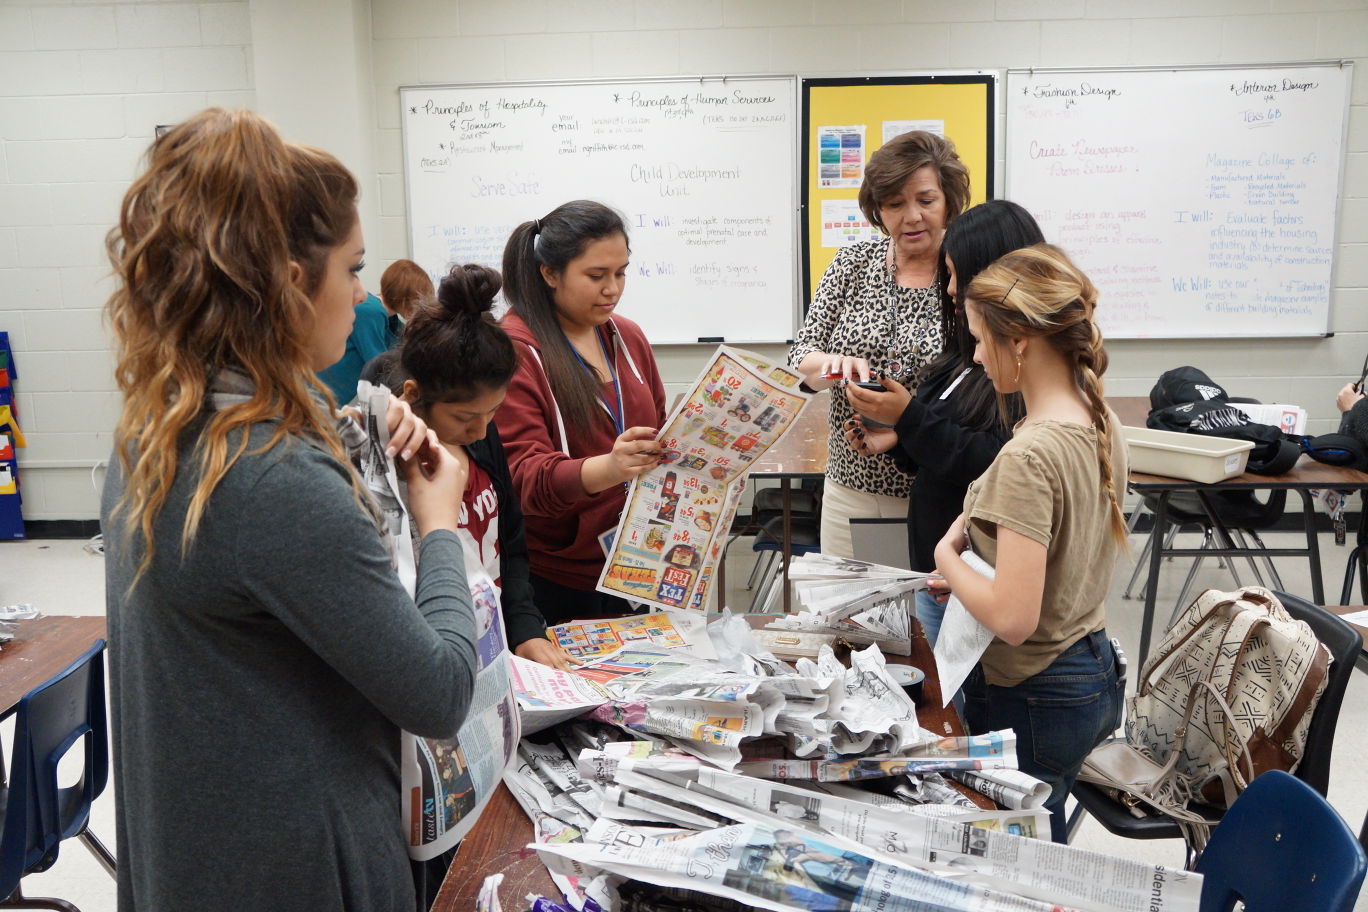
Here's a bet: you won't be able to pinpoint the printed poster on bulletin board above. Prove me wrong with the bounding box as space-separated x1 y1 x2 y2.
597 346 811 612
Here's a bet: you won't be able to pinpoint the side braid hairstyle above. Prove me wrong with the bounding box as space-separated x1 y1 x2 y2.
964 243 1126 544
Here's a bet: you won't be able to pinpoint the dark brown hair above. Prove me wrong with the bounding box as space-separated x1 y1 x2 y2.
858 131 970 233
922 199 1044 433
106 107 360 583
379 259 434 321
400 263 516 405
501 200 629 433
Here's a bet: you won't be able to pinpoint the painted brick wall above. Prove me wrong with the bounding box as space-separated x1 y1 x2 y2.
0 1 253 519
369 0 1367 430
3 0 1364 519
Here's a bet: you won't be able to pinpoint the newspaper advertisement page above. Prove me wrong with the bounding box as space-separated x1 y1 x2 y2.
549 613 694 661
536 819 1068 912
510 655 610 736
608 764 1201 912
402 557 521 860
598 346 810 611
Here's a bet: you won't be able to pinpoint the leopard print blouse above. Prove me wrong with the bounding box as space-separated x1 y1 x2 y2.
789 236 944 498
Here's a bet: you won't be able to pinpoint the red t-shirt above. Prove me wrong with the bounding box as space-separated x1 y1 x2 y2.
458 456 501 593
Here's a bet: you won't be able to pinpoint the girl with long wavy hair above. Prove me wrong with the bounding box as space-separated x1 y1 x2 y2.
102 108 478 911
930 243 1127 844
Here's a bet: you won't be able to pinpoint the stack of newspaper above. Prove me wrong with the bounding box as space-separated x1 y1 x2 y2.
501 720 1203 912
763 554 934 655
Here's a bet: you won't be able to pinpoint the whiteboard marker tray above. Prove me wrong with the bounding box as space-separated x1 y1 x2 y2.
1123 427 1254 484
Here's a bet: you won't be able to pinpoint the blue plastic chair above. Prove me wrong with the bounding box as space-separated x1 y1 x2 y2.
1195 770 1366 912
0 638 116 911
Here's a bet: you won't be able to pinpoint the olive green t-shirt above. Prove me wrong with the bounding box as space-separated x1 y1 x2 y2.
963 411 1127 686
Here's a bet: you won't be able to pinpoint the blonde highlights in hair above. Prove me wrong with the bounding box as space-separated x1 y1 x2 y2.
965 243 1126 544
106 108 361 584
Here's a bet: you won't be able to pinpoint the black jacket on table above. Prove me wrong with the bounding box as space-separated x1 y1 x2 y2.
469 421 547 649
889 360 1013 572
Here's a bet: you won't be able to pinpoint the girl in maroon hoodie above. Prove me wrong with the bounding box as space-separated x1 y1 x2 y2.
497 200 666 624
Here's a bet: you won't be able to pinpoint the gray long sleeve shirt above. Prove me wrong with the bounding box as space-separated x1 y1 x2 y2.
102 423 478 912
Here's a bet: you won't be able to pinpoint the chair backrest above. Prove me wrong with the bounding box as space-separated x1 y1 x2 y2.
0 639 108 896
1196 770 1366 912
1272 592 1362 795
848 518 912 570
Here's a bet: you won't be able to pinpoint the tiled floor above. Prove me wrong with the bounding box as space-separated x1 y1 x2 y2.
5 523 1368 910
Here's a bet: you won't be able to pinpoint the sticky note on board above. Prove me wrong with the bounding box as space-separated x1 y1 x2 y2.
0 434 11 462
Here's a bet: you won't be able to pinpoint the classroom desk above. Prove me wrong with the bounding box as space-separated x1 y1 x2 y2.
1325 606 1368 675
0 615 107 715
747 396 831 613
1108 397 1368 667
1126 461 1368 668
431 612 986 911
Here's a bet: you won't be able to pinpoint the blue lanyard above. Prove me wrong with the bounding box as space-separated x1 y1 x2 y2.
570 327 625 436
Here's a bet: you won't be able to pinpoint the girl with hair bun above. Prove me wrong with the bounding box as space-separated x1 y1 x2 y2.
497 200 666 623
394 262 573 670
930 243 1127 843
102 108 477 910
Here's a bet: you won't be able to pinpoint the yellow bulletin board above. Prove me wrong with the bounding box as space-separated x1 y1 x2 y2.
801 74 997 305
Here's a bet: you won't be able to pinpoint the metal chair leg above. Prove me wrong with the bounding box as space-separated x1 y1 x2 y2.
0 885 81 912
1230 528 1269 587
1170 553 1208 628
1240 529 1284 592
749 553 779 611
77 828 116 879
1122 529 1157 599
1341 544 1367 605
745 548 774 590
1130 524 1186 602
1228 529 1267 588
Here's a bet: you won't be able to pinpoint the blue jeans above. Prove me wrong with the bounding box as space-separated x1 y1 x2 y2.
962 629 1123 843
915 588 945 647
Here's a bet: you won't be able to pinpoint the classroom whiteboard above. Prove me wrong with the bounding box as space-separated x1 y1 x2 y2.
1006 63 1351 338
400 77 799 345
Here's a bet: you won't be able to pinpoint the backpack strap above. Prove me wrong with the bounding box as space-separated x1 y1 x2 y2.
1138 594 1241 697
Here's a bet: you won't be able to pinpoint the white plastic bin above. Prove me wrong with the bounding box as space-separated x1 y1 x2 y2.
1123 426 1255 483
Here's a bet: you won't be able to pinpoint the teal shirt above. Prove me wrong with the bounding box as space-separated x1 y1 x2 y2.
316 294 396 403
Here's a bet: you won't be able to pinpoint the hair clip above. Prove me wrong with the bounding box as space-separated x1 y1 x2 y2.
532 218 541 235
998 276 1021 307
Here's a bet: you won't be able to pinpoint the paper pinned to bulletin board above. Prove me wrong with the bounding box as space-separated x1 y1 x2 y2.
800 73 997 306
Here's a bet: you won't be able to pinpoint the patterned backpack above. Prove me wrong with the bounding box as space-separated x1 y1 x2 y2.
1127 587 1331 809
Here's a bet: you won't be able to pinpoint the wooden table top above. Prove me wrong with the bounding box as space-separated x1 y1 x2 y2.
747 395 831 479
0 615 107 715
1324 606 1368 646
1106 396 1368 490
1128 456 1368 491
432 611 984 911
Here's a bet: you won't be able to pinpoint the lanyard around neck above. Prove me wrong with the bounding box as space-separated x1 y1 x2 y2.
569 327 625 436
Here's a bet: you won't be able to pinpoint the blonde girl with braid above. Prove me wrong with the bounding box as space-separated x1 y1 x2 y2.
930 243 1127 844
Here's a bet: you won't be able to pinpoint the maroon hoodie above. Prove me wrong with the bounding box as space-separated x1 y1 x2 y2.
496 311 666 591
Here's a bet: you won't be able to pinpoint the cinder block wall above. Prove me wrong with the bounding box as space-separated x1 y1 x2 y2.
2 0 1364 519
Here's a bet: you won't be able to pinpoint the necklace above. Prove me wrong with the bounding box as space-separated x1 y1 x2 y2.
567 326 625 436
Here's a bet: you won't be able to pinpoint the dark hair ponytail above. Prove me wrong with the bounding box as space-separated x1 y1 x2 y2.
400 263 516 405
501 199 629 433
922 199 1043 433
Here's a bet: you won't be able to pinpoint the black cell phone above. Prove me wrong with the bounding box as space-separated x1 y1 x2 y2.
852 380 885 392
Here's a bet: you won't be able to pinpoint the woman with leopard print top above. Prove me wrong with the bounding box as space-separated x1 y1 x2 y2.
789 131 971 558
